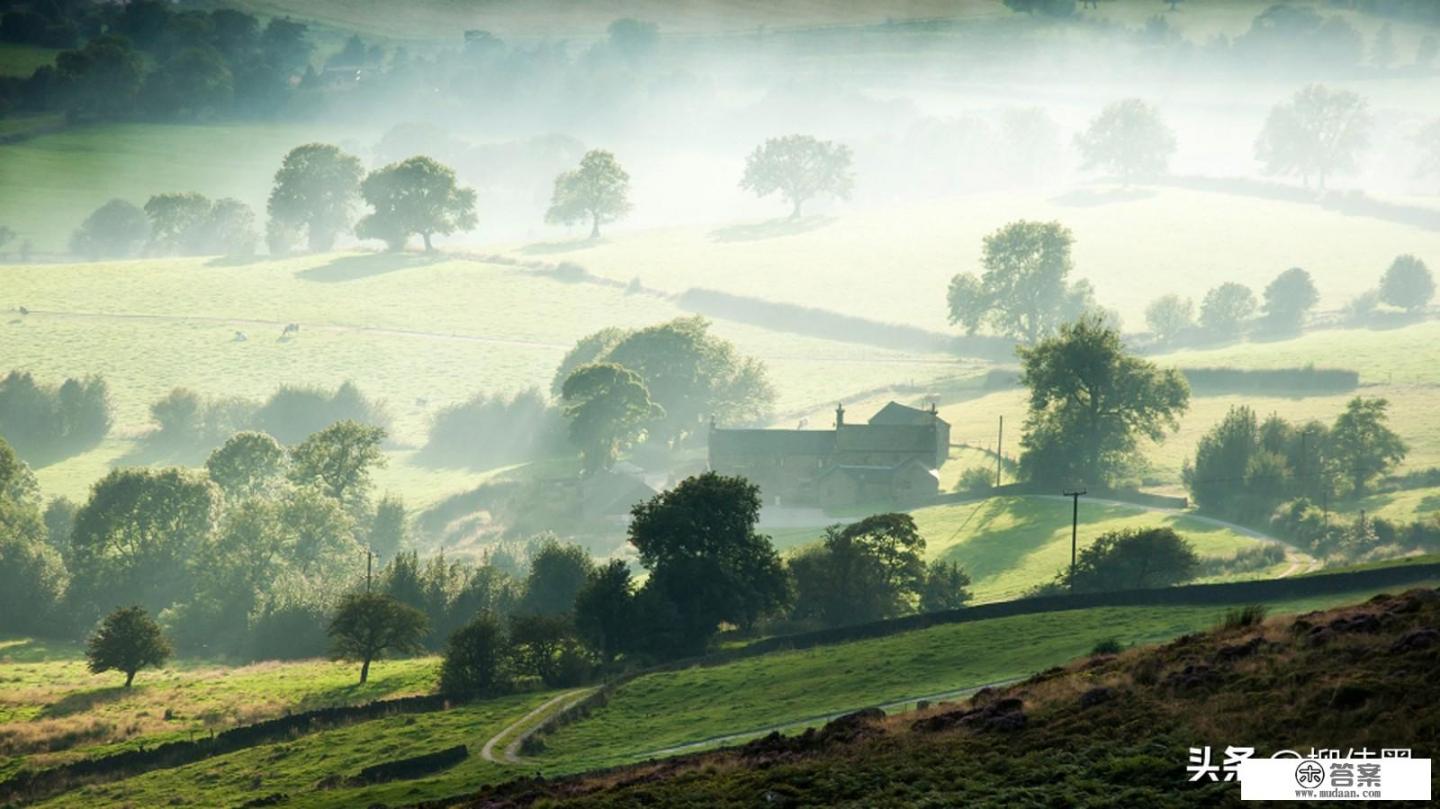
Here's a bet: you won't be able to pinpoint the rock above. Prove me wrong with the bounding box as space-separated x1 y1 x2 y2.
1214 636 1264 663
1078 687 1116 709
1304 626 1334 647
1390 628 1440 654
1163 663 1220 693
1386 589 1440 614
1327 613 1381 634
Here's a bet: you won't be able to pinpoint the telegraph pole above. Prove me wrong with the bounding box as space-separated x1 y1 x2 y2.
365 549 375 593
995 415 1004 488
1064 488 1087 594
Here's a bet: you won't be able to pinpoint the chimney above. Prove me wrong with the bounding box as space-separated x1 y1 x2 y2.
835 402 845 429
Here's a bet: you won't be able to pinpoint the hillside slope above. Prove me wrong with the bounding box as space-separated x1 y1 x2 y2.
435 587 1440 807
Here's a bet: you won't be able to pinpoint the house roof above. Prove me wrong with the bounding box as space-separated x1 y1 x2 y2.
710 428 836 458
835 423 938 454
867 401 949 428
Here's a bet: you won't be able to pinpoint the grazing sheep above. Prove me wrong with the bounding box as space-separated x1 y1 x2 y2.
233 331 248 342
283 323 300 335
17 306 28 315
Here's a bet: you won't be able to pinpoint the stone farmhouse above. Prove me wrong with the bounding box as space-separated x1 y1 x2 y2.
708 401 950 508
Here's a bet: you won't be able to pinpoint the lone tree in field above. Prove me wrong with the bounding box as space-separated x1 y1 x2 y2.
328 591 428 683
546 150 631 239
1018 315 1190 488
1145 294 1195 344
1055 527 1199 594
267 143 365 253
1074 99 1177 184
560 363 661 473
739 134 854 220
1255 84 1370 191
1328 397 1407 495
70 199 150 259
86 606 171 687
1379 255 1434 312
948 220 1096 344
1261 267 1319 332
356 156 477 251
1199 282 1257 335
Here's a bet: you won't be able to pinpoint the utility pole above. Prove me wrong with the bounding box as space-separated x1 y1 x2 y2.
365 549 375 593
1063 488 1087 594
995 415 1004 488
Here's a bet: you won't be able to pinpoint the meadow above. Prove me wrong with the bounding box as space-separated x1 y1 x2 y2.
0 637 437 780
1 252 960 504
15 580 1423 808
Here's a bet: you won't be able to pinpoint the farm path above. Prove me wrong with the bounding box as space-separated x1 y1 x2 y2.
480 688 594 765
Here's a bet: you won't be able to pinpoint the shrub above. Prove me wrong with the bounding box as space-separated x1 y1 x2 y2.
1091 638 1123 656
439 613 512 699
0 371 111 461
1218 604 1268 631
955 466 995 495
253 381 388 444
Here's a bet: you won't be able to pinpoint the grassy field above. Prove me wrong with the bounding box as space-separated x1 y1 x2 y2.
0 637 437 780
35 691 551 809
768 495 1283 603
497 187 1440 334
14 579 1423 807
0 43 57 77
530 584 1424 772
1 252 960 504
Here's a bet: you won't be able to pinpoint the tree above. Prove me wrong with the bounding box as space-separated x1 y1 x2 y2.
328 592 428 683
1379 255 1434 312
628 472 789 654
574 559 635 663
55 35 143 121
1057 528 1198 593
368 494 407 559
438 613 511 698
141 46 233 118
560 363 661 473
1328 397 1407 495
790 514 929 628
205 431 288 500
0 438 66 635
1255 84 1370 191
518 538 594 615
200 198 259 256
739 134 854 220
601 317 775 447
919 560 972 613
1074 99 1176 184
356 156 477 251
267 143 364 253
1261 267 1319 331
68 468 219 620
1199 282 1257 334
86 606 171 687
1017 315 1190 488
144 192 213 255
947 220 1094 344
70 199 149 259
545 149 631 239
1145 294 1194 344
288 420 387 515
508 612 581 686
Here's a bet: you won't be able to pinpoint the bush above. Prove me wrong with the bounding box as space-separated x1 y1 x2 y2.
246 601 330 661
1218 604 1268 631
955 466 995 495
253 381 388 445
421 389 562 469
439 613 512 699
0 371 111 462
1090 638 1123 656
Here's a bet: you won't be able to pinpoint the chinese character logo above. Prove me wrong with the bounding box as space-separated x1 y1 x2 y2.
1295 760 1326 788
